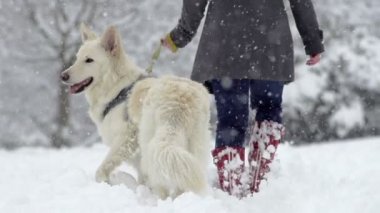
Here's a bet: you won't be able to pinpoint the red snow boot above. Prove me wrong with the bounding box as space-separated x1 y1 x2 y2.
248 120 284 193
212 146 245 196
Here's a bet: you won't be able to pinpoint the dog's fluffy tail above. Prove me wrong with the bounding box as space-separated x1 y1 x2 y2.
148 125 206 194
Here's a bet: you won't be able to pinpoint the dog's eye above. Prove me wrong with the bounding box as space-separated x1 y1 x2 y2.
85 58 94 63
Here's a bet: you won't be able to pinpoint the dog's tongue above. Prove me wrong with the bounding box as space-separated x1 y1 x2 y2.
70 84 82 94
69 78 92 94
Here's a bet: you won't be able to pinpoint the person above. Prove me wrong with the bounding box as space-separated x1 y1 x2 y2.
161 0 324 197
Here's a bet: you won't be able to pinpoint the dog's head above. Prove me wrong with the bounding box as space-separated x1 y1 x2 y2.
61 24 125 94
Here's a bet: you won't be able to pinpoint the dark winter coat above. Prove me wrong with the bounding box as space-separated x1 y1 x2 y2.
170 0 325 84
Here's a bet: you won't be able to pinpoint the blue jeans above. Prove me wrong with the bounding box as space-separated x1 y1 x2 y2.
210 79 284 148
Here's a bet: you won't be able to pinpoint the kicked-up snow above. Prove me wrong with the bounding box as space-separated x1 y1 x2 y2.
0 138 379 213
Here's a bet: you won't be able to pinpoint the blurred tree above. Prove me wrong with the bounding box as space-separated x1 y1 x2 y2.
22 0 100 147
283 0 380 143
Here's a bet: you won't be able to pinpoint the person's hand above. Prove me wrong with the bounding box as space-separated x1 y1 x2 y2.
306 54 321 66
161 34 178 53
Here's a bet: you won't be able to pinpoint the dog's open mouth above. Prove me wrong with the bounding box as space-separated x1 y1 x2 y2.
69 77 93 94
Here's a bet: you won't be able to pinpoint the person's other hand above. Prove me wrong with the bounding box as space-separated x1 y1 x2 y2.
306 54 321 66
161 34 178 53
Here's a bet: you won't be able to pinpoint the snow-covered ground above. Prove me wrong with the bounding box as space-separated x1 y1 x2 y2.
1 138 379 213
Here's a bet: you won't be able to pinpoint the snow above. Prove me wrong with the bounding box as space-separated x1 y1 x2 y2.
330 100 365 137
1 138 379 213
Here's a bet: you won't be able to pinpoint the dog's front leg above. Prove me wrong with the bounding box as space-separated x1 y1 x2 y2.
96 126 138 183
95 144 124 183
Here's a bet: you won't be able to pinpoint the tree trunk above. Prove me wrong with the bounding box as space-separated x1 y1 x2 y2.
51 66 71 148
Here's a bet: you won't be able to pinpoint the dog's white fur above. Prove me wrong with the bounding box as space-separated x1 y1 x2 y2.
62 24 211 198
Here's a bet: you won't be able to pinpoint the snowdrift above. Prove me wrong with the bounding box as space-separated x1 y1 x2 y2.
1 137 379 213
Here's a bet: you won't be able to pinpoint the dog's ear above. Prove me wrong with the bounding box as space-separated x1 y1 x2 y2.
100 26 123 57
80 23 97 42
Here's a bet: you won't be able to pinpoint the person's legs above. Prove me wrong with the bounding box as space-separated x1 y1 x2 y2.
250 80 283 123
248 80 285 193
212 79 250 148
210 79 249 196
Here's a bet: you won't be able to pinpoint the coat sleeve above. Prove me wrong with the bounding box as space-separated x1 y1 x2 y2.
170 0 209 48
289 0 325 56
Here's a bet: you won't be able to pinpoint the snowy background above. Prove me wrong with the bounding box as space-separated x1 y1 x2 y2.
0 0 379 148
0 0 379 212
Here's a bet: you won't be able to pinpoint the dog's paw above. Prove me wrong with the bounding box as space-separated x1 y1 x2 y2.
95 168 110 183
109 171 138 191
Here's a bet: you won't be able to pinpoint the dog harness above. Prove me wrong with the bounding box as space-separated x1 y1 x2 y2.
102 75 147 120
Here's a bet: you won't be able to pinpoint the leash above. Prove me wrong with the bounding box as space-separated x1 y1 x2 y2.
145 42 162 75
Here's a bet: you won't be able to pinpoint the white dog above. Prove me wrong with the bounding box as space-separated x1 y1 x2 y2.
61 24 211 198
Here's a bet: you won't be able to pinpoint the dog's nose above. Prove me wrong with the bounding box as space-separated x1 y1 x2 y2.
61 72 70 82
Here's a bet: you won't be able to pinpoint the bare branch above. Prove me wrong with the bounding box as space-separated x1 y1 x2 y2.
73 0 90 29
85 1 98 27
23 0 59 50
56 0 68 22
52 0 65 35
13 55 58 64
